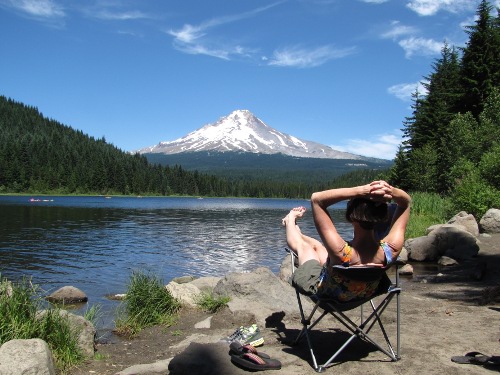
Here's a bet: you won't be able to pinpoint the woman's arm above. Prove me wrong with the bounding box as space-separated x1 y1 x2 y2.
310 184 373 257
382 187 411 255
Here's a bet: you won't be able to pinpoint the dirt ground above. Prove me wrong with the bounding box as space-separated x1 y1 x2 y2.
70 234 500 375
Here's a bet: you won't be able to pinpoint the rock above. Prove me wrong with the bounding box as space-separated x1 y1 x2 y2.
46 286 88 304
278 253 295 283
107 293 126 300
447 211 479 237
191 276 222 292
213 267 303 326
116 359 171 375
59 310 96 357
0 339 56 375
398 247 409 263
194 316 212 329
168 342 234 375
166 280 201 308
479 208 500 233
0 279 13 297
438 256 459 266
399 264 414 275
172 275 196 284
470 262 487 281
404 236 435 261
406 225 479 262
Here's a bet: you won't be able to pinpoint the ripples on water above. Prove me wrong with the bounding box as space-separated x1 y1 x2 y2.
0 196 350 328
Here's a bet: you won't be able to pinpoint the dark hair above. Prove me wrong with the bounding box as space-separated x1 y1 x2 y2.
345 198 389 230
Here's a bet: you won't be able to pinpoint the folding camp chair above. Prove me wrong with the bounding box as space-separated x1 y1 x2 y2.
286 247 402 372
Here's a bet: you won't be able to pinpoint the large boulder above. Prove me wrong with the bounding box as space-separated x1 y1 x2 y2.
479 208 500 233
213 267 302 326
0 339 56 375
405 225 479 262
447 211 479 237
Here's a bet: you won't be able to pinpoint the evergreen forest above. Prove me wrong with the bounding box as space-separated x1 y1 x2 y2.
389 0 500 218
0 96 385 199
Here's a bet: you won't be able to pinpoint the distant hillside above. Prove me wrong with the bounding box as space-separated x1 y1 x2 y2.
0 96 228 196
0 95 390 198
144 151 393 183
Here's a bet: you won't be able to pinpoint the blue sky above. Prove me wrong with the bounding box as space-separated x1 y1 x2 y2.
1 0 496 159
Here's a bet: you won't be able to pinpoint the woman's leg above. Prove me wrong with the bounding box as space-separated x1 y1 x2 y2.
283 207 329 266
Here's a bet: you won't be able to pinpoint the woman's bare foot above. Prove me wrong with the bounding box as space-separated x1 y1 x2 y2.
282 206 307 226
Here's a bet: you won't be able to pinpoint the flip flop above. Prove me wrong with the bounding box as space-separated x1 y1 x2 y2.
231 352 281 371
451 351 500 366
229 341 270 359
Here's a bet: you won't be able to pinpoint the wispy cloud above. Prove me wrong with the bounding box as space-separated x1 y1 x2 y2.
1 0 65 18
267 45 356 68
381 21 419 40
331 132 403 159
388 81 427 101
91 10 150 21
399 37 443 58
406 0 476 16
167 2 282 60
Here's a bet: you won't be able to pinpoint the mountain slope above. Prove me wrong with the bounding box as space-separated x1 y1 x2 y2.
137 109 371 161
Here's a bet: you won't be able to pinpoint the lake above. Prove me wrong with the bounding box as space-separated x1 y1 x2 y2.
0 195 351 330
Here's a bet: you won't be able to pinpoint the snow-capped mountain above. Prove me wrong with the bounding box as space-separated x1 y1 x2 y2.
136 109 364 160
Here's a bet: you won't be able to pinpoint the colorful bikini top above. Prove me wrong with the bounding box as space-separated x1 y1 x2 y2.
340 241 394 267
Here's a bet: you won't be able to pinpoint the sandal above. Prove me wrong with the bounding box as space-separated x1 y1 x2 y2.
229 341 270 359
231 352 281 371
451 351 500 366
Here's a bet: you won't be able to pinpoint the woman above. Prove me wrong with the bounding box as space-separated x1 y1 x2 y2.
283 180 411 301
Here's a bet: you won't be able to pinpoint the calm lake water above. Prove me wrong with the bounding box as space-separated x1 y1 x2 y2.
0 195 351 330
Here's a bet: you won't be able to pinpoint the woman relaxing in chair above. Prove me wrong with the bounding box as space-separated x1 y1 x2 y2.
283 180 411 301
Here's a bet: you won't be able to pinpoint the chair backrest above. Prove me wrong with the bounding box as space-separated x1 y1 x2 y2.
329 265 389 282
315 264 394 309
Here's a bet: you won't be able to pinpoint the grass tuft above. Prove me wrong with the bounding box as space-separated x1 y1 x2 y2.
114 270 180 337
195 291 230 313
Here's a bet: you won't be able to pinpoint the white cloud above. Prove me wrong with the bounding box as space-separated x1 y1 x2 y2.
331 132 403 159
268 45 356 68
167 2 282 60
92 10 149 21
398 37 443 58
406 0 476 16
361 0 389 3
388 81 427 101
168 24 205 44
381 21 419 40
2 0 64 18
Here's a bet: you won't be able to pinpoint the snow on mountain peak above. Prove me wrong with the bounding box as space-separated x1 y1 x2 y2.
136 110 364 160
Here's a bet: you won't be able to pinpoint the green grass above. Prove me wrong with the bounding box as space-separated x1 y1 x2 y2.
195 291 230 313
406 192 452 239
114 270 181 337
0 274 84 372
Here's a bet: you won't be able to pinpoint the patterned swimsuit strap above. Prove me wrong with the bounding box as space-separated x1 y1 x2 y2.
380 241 393 265
341 242 352 267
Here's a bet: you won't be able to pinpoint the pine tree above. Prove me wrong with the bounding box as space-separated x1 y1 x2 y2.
460 0 500 118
